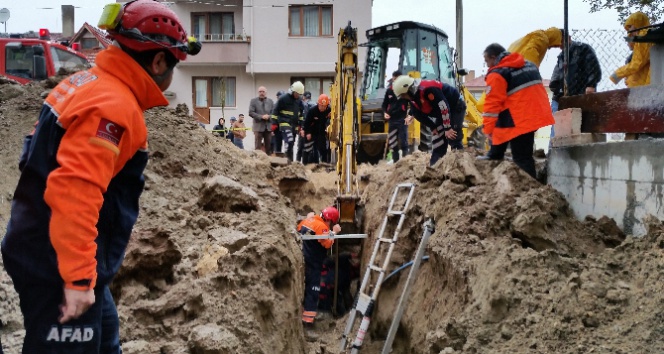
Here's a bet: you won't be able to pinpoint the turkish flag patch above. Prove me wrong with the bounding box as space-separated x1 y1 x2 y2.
96 118 124 146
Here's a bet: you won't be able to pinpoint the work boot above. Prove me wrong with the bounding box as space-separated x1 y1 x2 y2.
303 322 318 342
476 155 503 161
315 311 332 322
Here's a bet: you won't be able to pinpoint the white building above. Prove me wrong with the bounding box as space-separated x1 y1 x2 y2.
163 0 372 148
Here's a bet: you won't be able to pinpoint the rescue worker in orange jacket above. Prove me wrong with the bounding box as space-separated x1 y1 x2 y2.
610 11 652 87
0 1 200 353
479 43 554 179
297 207 341 329
508 27 563 67
392 75 465 166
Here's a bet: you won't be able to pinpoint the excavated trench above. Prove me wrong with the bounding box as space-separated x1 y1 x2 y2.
0 79 663 354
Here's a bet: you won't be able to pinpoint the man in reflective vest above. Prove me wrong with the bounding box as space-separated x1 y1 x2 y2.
479 43 554 178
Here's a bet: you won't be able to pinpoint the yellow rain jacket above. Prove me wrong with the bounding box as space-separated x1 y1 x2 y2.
507 27 562 67
613 12 652 87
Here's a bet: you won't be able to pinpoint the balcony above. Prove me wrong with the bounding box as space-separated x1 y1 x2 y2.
181 34 251 66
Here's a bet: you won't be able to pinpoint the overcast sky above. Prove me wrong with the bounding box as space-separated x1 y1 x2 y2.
2 0 626 79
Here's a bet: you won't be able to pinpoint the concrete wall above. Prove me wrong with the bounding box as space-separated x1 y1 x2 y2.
651 44 663 85
548 139 664 236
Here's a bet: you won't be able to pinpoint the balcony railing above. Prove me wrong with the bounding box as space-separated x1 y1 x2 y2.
193 33 251 42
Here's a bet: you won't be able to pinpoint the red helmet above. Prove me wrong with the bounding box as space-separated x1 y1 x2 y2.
321 206 340 224
318 94 330 106
105 0 199 61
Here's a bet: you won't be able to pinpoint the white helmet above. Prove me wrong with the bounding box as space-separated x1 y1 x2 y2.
290 81 305 95
393 75 417 96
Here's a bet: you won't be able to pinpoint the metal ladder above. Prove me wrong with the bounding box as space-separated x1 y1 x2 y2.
381 218 435 354
339 182 416 354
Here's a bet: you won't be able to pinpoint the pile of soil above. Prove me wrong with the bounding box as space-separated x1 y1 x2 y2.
0 77 662 354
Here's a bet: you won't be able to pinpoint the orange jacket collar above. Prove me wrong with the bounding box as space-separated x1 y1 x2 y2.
95 45 169 111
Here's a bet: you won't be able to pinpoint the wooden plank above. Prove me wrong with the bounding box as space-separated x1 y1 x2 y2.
558 84 664 133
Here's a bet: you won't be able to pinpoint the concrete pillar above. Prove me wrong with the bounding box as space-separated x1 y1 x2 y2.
651 44 664 85
62 5 75 38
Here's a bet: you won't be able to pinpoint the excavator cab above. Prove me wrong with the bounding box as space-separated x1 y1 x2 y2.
357 21 457 162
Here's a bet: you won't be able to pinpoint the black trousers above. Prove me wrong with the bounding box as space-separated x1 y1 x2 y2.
487 131 536 178
302 134 327 164
388 120 409 162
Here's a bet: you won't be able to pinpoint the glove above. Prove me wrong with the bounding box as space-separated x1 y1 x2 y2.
609 72 622 84
271 123 278 132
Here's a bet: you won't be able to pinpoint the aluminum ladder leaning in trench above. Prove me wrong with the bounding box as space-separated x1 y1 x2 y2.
339 182 416 354
381 218 435 354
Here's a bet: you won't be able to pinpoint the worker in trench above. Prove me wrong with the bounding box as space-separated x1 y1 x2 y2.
297 206 341 340
0 1 200 353
392 74 466 166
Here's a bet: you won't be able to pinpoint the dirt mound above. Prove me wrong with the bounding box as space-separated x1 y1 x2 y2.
0 77 662 354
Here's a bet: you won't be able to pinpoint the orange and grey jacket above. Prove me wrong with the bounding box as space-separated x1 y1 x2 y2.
297 215 333 260
614 12 652 87
1 45 168 291
507 27 562 67
482 52 554 146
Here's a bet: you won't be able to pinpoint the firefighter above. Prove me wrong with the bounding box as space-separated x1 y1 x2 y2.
393 75 465 166
297 206 341 339
272 82 305 161
382 70 410 163
0 1 200 352
302 94 331 164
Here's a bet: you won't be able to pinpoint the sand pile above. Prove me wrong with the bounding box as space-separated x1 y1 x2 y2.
0 77 662 354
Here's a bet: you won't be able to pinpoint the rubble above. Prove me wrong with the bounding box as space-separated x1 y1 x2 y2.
0 78 662 354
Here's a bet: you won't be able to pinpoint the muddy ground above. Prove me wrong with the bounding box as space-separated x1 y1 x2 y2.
0 78 662 354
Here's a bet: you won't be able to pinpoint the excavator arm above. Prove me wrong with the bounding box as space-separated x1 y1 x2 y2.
329 22 361 224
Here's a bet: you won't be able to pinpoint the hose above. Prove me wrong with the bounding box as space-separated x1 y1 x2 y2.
382 256 430 284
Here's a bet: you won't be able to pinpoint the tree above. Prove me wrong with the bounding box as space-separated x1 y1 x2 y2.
583 0 662 24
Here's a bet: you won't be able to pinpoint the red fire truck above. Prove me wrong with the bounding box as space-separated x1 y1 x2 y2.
0 29 90 84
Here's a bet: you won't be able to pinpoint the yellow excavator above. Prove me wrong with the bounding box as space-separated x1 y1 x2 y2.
328 21 486 224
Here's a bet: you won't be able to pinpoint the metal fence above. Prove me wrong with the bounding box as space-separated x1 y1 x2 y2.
570 29 631 92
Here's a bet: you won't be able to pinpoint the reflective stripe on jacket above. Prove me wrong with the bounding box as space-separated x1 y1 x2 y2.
297 215 333 261
482 52 554 146
409 80 461 131
271 93 303 128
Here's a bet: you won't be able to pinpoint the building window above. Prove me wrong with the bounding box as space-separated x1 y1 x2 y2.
292 77 334 96
80 37 99 50
289 5 332 37
193 76 237 108
192 12 235 41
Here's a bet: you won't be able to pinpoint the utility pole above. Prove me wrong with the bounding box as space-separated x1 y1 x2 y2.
456 0 463 68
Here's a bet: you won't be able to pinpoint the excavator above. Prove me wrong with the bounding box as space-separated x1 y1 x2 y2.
328 21 485 225
326 21 486 319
